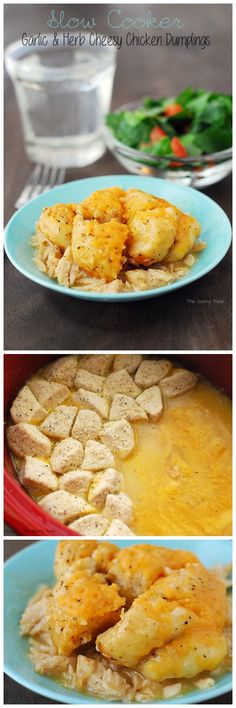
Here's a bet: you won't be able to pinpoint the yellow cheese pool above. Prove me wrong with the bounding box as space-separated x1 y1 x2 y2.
121 380 231 536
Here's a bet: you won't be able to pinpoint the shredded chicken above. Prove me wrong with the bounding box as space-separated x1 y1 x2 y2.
32 188 206 294
20 542 231 703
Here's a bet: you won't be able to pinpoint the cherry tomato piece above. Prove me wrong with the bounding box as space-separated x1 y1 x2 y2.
164 103 183 116
171 137 188 158
150 125 167 143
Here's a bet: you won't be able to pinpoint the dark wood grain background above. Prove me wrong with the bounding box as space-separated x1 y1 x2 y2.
4 3 232 351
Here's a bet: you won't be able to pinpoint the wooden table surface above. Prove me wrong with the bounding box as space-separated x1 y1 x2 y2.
4 4 232 351
4 541 232 705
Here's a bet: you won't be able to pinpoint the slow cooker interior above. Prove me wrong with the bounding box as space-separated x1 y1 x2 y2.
4 353 232 535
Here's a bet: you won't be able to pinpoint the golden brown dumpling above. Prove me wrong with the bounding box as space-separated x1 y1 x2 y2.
96 563 227 669
36 204 76 250
107 544 199 604
71 211 129 281
127 206 179 266
96 590 195 668
164 213 201 262
122 189 172 220
48 568 125 656
80 187 125 223
140 628 228 681
54 540 98 579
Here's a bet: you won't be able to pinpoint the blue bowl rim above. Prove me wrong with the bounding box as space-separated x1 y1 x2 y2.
4 540 232 705
4 174 232 303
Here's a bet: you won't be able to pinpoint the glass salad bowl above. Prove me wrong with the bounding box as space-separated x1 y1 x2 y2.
104 100 232 189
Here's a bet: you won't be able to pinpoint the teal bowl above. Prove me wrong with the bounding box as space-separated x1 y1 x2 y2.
5 175 231 302
4 539 232 704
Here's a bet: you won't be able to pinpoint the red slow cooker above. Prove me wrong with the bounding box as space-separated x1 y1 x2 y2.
4 354 232 536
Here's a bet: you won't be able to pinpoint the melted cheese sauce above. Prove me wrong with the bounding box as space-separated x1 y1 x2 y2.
121 381 231 536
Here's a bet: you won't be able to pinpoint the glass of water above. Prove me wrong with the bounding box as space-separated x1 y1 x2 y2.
5 34 117 167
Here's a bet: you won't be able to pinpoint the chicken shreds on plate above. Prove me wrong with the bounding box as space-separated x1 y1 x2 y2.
33 187 204 292
20 540 232 703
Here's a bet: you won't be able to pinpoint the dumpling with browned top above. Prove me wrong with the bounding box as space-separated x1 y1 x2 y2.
54 540 98 579
139 627 228 681
107 544 199 604
72 210 129 281
127 206 179 266
122 188 172 220
164 212 201 262
48 568 125 656
121 189 201 266
96 563 227 670
36 204 76 250
80 187 125 223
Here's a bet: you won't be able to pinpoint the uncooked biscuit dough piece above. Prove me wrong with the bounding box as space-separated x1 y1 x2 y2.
100 419 135 458
88 469 122 507
75 389 109 420
105 519 136 536
112 355 143 374
39 490 93 524
10 386 47 425
72 409 102 444
104 492 133 524
81 440 115 471
42 355 78 388
40 406 77 439
109 394 148 422
7 423 52 458
79 355 114 376
136 386 163 421
135 359 172 388
27 377 70 410
50 438 84 474
74 368 105 393
69 514 110 535
104 369 141 400
59 469 93 494
160 369 198 398
19 456 58 495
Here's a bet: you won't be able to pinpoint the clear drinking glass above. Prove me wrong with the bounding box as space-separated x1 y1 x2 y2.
5 34 117 167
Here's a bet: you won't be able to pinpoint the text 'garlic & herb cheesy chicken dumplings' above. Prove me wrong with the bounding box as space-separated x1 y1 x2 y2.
19 540 232 703
32 187 204 293
6 354 232 536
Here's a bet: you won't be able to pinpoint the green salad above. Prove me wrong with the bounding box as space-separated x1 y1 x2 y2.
106 88 232 165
